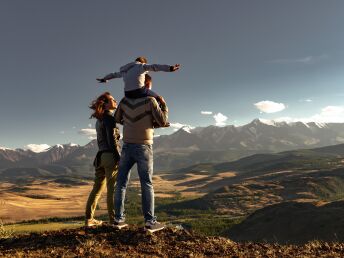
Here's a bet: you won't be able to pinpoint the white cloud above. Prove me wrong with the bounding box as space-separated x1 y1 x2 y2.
271 106 344 124
170 122 195 132
254 101 286 113
213 113 228 126
310 106 344 123
268 55 328 65
201 111 213 115
78 128 97 140
60 131 65 134
88 123 92 128
300 99 313 103
25 144 51 153
0 146 12 151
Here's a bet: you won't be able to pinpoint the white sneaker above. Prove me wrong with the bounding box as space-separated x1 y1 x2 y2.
144 221 165 233
85 218 103 227
113 219 128 229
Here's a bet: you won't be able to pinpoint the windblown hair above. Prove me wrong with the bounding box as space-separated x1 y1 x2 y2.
89 92 111 120
135 56 148 63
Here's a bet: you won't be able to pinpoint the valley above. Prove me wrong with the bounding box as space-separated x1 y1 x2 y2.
3 123 344 241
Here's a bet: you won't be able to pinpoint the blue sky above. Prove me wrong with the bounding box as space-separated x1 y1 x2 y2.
1 0 344 150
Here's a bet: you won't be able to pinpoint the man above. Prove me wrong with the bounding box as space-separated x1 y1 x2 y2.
113 93 169 232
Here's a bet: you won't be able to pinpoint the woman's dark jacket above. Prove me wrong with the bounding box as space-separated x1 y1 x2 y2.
94 110 121 165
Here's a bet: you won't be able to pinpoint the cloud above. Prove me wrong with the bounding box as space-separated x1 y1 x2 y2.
0 146 12 151
201 111 213 115
170 122 195 132
78 128 97 140
60 131 65 134
312 106 344 123
299 99 313 103
271 106 344 124
25 144 51 153
88 123 92 128
213 113 228 126
254 101 286 113
268 55 328 65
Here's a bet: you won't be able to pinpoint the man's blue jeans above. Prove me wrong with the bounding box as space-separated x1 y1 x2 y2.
114 143 156 222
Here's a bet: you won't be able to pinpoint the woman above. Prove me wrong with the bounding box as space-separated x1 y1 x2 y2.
85 92 121 226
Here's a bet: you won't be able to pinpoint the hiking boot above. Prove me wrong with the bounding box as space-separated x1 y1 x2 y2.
113 219 128 229
144 221 165 233
85 218 103 227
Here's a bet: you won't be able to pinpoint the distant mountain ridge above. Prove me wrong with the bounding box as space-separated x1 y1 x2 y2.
153 119 344 170
3 119 344 171
0 141 97 170
155 119 344 152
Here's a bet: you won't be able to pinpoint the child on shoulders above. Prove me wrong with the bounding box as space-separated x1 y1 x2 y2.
97 56 179 100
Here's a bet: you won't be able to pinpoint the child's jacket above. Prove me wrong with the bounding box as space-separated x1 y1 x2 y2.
103 61 172 92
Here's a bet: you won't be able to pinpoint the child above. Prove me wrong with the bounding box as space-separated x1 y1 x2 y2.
97 56 180 100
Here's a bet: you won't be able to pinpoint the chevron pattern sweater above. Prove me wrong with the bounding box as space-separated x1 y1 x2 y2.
114 97 168 145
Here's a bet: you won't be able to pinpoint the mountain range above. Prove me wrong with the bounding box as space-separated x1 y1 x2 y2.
2 119 344 172
153 119 344 170
155 119 344 152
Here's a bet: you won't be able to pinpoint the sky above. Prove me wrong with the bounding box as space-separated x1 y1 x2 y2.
1 0 344 150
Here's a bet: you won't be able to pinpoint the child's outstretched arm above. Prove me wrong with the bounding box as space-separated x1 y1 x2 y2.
96 71 123 83
142 64 181 72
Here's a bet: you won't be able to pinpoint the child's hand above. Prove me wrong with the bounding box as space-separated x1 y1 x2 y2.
171 64 181 72
96 78 108 83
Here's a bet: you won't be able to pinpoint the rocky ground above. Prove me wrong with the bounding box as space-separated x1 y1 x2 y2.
1 225 344 257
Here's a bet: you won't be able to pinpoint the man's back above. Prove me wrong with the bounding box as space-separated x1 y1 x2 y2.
115 96 168 145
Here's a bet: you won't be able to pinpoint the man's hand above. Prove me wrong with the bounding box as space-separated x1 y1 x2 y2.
170 64 181 72
96 78 108 83
157 96 166 106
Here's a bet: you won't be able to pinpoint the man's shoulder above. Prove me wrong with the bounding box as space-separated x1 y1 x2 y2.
121 96 156 104
120 97 157 110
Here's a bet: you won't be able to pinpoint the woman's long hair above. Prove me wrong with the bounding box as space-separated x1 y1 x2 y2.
89 92 111 120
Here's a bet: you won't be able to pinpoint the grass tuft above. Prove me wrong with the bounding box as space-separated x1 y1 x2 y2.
0 219 14 239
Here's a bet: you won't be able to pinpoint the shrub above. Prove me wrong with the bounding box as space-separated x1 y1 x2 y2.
0 219 14 239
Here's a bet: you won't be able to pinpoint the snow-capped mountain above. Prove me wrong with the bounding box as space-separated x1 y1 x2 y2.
3 119 344 171
0 142 93 169
154 119 344 152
